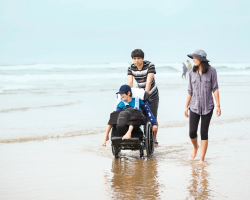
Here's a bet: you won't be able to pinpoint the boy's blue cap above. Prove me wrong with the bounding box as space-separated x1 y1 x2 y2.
116 85 131 94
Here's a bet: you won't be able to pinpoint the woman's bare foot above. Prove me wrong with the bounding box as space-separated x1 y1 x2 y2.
122 131 132 140
191 145 199 159
199 160 206 164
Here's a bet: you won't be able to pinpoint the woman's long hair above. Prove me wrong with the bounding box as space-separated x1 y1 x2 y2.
193 61 210 74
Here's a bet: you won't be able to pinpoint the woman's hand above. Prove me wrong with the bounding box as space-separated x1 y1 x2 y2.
216 106 221 117
185 107 189 118
152 125 158 132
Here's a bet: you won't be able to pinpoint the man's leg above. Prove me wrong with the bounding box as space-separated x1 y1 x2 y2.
149 97 159 146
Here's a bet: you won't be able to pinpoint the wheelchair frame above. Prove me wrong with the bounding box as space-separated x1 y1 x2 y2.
111 122 154 158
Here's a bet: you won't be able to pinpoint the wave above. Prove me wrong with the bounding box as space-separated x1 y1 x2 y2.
218 71 250 76
160 116 250 128
0 73 126 82
1 69 250 84
0 128 104 143
156 66 179 72
1 63 249 71
0 101 81 113
0 63 130 70
1 116 249 144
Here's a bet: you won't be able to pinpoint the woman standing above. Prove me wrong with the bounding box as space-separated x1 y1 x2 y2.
184 49 221 164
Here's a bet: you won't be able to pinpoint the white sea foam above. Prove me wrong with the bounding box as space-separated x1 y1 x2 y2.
0 62 249 71
0 73 125 82
0 63 249 93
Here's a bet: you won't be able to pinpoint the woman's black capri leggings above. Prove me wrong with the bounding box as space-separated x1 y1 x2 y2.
189 109 213 140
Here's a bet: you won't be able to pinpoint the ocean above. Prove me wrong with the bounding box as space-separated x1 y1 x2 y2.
1 62 250 199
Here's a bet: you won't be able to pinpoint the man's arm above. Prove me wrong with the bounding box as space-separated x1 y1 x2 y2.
127 75 133 88
145 73 154 93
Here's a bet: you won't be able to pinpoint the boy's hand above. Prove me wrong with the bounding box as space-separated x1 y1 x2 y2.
101 136 109 146
101 140 106 146
152 125 158 132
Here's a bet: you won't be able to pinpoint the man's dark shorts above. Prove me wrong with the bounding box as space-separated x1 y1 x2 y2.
149 97 159 120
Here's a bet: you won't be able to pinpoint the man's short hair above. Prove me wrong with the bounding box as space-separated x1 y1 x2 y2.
131 49 144 59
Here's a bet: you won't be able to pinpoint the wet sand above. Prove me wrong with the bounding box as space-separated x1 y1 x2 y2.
1 63 250 199
1 120 250 199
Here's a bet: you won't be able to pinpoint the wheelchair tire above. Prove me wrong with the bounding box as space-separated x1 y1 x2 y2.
112 146 120 159
145 122 154 156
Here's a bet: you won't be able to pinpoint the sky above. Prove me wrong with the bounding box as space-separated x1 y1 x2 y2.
0 0 250 64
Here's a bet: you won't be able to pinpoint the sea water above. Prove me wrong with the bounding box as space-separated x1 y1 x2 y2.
1 62 250 199
1 62 249 142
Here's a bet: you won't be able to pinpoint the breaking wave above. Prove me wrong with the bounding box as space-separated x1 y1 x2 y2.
0 101 82 113
0 128 104 143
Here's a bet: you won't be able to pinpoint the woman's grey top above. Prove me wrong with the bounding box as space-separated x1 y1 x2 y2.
188 66 219 115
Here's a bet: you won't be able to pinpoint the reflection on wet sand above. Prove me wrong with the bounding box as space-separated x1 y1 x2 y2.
187 164 211 199
106 157 160 199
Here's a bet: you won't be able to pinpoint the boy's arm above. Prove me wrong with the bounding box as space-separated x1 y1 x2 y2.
141 102 157 126
102 124 112 146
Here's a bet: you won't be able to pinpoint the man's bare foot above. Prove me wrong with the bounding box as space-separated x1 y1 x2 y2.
122 131 132 140
154 141 158 147
191 145 199 159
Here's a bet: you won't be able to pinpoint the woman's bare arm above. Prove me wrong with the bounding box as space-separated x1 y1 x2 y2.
185 93 192 118
213 89 221 117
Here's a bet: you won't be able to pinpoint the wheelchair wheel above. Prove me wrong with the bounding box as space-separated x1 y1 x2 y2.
145 122 154 156
112 146 120 159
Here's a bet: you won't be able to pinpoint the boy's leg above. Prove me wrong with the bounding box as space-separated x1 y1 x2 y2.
122 125 134 140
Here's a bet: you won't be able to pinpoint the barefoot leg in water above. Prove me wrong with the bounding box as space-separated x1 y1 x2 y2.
200 140 208 164
154 120 158 147
122 125 133 140
190 137 199 159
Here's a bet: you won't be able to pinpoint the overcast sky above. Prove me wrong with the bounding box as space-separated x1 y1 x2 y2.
0 0 249 64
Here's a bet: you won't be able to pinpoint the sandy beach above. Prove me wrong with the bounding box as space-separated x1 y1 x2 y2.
1 63 250 199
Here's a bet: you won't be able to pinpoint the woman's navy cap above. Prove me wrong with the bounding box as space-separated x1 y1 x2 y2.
116 85 131 94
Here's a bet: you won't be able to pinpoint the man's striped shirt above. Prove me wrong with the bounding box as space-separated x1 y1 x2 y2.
128 60 159 100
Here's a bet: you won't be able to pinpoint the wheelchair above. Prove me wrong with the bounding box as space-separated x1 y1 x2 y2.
110 88 155 158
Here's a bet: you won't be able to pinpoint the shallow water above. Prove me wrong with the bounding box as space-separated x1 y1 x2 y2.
1 63 250 199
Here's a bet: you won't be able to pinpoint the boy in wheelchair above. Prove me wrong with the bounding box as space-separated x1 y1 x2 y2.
102 85 158 147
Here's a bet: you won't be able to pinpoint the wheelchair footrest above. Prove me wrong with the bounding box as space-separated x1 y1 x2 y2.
111 137 142 148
